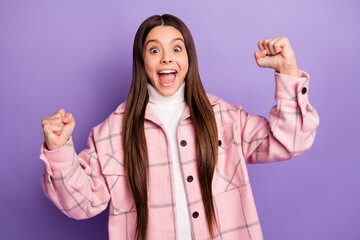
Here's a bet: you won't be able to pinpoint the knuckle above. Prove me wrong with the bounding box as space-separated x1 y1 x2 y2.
55 118 62 123
54 109 65 117
43 125 51 132
41 118 50 127
53 113 62 119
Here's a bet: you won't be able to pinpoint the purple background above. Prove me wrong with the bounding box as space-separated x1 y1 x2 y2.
1 0 359 239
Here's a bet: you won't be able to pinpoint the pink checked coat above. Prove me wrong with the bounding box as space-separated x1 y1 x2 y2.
40 70 319 240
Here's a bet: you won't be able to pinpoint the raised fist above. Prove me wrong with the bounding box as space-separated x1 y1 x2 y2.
41 109 75 151
254 36 298 76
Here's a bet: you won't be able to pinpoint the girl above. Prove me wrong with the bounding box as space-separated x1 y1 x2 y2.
40 14 319 240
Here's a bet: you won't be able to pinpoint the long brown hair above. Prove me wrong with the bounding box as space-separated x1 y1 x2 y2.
122 14 218 239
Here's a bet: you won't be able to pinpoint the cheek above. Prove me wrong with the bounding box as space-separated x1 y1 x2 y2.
181 59 189 76
144 60 155 78
145 69 156 85
180 54 189 72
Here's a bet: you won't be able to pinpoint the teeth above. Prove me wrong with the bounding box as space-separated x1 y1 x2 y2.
159 70 176 74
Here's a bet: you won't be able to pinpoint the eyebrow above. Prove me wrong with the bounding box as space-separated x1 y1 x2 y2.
144 37 185 49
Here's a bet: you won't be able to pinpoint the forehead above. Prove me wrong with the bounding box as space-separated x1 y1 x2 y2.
145 26 184 43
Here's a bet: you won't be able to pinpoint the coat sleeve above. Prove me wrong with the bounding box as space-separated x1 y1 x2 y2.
39 132 110 219
241 70 319 164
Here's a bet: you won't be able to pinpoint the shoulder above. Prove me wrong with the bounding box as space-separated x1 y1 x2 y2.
113 101 127 115
206 92 246 128
91 101 126 144
207 92 244 112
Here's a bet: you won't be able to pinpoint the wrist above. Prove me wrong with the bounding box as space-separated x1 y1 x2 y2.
277 65 299 77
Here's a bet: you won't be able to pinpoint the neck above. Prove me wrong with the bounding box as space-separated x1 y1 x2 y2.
147 82 185 105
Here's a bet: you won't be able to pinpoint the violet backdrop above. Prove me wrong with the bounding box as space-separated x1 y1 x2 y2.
1 0 359 239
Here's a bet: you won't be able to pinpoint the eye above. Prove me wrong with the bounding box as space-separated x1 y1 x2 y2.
150 48 159 53
173 46 181 52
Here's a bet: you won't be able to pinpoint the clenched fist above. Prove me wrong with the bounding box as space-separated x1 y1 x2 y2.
254 36 298 77
41 109 76 151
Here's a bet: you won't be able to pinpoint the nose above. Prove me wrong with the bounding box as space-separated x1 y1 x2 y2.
162 58 172 64
161 51 172 64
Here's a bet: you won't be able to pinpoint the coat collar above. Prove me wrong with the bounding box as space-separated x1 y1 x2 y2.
114 93 221 123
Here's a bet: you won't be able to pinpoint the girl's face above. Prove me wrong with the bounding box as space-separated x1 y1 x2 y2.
143 26 189 97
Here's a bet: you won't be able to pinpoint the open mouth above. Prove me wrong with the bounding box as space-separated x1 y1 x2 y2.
158 69 178 87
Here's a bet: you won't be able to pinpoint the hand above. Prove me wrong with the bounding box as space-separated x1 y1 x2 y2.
254 36 298 77
41 109 76 151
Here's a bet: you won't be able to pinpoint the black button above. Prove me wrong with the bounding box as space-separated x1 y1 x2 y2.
218 140 222 147
180 140 187 147
192 211 199 218
187 176 193 182
301 87 307 94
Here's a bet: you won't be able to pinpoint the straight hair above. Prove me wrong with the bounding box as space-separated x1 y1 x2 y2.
122 14 219 240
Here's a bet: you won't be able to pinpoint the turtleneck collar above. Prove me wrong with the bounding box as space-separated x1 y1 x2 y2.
147 82 186 105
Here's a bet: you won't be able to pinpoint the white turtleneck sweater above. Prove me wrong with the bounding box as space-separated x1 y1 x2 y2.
147 82 192 240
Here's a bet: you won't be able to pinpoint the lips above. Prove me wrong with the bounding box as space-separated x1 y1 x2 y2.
158 69 178 87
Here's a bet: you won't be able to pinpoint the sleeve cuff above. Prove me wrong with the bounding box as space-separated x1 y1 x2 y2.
39 137 76 175
274 69 310 105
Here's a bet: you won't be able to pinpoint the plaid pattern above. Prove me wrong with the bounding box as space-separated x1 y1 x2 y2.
40 70 319 239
